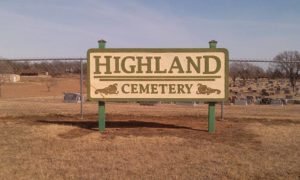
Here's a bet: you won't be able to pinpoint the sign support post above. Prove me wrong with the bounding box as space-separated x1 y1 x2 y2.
98 101 105 131
98 39 106 132
208 102 216 132
208 40 217 133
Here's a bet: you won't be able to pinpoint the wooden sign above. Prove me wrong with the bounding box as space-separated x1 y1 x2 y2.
87 48 228 101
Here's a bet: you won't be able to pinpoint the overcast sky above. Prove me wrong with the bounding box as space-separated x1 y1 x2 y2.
0 0 299 59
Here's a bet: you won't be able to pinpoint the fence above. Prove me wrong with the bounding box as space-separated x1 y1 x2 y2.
0 58 299 119
0 58 86 118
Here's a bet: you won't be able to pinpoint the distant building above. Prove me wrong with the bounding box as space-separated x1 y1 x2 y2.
0 74 20 83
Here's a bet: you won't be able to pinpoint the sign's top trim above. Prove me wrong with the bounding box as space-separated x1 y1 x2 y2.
87 48 229 54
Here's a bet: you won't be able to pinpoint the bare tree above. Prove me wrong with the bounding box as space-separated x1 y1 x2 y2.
0 60 14 74
229 63 240 85
230 62 265 85
266 67 284 79
273 51 300 92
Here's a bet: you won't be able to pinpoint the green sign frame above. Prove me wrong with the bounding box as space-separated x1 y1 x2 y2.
87 48 229 102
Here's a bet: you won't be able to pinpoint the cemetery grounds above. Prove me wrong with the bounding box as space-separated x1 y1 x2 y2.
0 75 299 179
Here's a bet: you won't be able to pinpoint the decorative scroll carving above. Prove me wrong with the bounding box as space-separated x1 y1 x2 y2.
95 83 119 96
196 83 221 95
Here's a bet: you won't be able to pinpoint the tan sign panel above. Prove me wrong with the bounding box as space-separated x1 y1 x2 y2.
87 48 228 101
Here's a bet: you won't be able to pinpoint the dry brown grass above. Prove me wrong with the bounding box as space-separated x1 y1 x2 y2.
0 77 299 179
1 76 81 99
0 103 299 179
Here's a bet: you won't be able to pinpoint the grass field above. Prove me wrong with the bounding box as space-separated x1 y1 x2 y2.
0 102 299 179
0 77 299 179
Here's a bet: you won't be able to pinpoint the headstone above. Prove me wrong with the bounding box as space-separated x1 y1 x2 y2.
261 98 272 105
281 98 287 105
246 96 254 104
295 88 300 96
294 100 300 104
286 99 295 104
284 89 291 94
271 99 283 106
64 92 82 103
231 96 237 103
254 99 260 104
261 89 269 96
234 98 248 105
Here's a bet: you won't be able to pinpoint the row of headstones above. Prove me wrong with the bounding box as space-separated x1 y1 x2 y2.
230 79 295 91
63 92 298 106
230 86 299 96
230 95 300 106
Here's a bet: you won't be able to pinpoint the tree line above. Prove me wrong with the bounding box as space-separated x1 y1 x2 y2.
0 60 86 75
0 51 299 91
230 51 299 91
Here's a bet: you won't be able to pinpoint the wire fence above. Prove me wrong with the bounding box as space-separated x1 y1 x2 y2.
0 58 299 119
0 58 86 117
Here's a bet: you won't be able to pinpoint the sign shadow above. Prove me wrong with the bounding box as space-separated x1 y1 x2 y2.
37 119 205 132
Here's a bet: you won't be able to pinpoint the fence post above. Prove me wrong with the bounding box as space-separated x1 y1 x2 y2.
98 39 106 132
80 59 83 119
208 40 217 133
221 101 224 120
